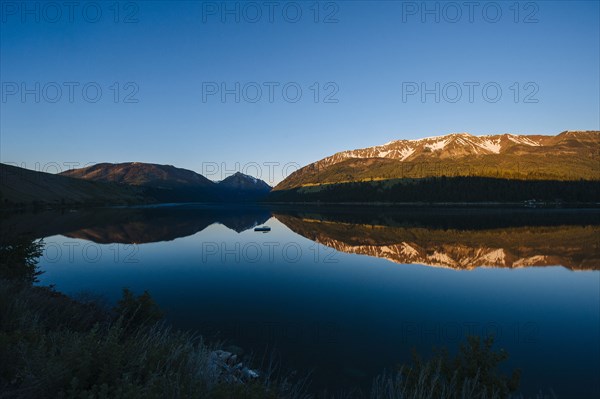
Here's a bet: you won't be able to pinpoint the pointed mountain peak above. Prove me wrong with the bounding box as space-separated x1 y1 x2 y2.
218 172 271 191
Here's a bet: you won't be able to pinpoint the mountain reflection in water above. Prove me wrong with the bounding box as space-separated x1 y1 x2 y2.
272 206 600 271
3 205 598 270
3 204 598 396
0 204 271 244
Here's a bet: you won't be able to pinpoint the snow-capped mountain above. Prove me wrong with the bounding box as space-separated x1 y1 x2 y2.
274 131 600 190
316 132 548 167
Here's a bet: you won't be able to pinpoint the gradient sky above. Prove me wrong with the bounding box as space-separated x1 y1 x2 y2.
1 0 599 184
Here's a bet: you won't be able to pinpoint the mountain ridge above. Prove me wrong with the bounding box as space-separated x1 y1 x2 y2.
0 163 152 208
274 130 600 191
59 163 272 190
59 162 271 202
1 163 273 208
59 162 216 189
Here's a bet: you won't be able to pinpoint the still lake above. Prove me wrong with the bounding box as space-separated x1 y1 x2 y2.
6 204 599 397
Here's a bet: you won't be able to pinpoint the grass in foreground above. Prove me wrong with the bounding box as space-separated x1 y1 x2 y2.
0 281 309 399
1 238 535 398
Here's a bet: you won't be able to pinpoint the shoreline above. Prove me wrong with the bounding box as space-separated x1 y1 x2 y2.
3 200 600 212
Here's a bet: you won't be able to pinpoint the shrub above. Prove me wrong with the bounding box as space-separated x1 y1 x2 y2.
371 335 521 399
113 288 163 330
0 238 44 283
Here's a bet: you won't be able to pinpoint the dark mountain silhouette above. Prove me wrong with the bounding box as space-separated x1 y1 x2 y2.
218 172 271 191
60 162 215 189
0 163 151 208
216 172 272 201
60 163 272 203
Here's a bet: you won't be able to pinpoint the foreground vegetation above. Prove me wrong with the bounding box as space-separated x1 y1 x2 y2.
371 336 521 399
1 239 528 398
0 239 306 398
0 281 315 398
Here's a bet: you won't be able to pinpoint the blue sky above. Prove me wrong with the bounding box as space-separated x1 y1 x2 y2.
1 1 599 184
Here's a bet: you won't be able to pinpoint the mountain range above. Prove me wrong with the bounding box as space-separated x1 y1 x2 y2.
269 130 600 203
2 130 599 208
0 162 271 208
58 163 272 202
274 130 600 191
60 162 271 192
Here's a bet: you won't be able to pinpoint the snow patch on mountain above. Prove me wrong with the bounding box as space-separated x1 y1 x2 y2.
478 139 502 154
400 243 419 257
429 251 455 265
299 131 599 183
477 248 506 265
424 138 450 151
513 255 548 267
507 135 541 146
399 147 416 160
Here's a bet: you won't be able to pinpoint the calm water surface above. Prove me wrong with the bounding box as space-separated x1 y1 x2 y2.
6 205 598 397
